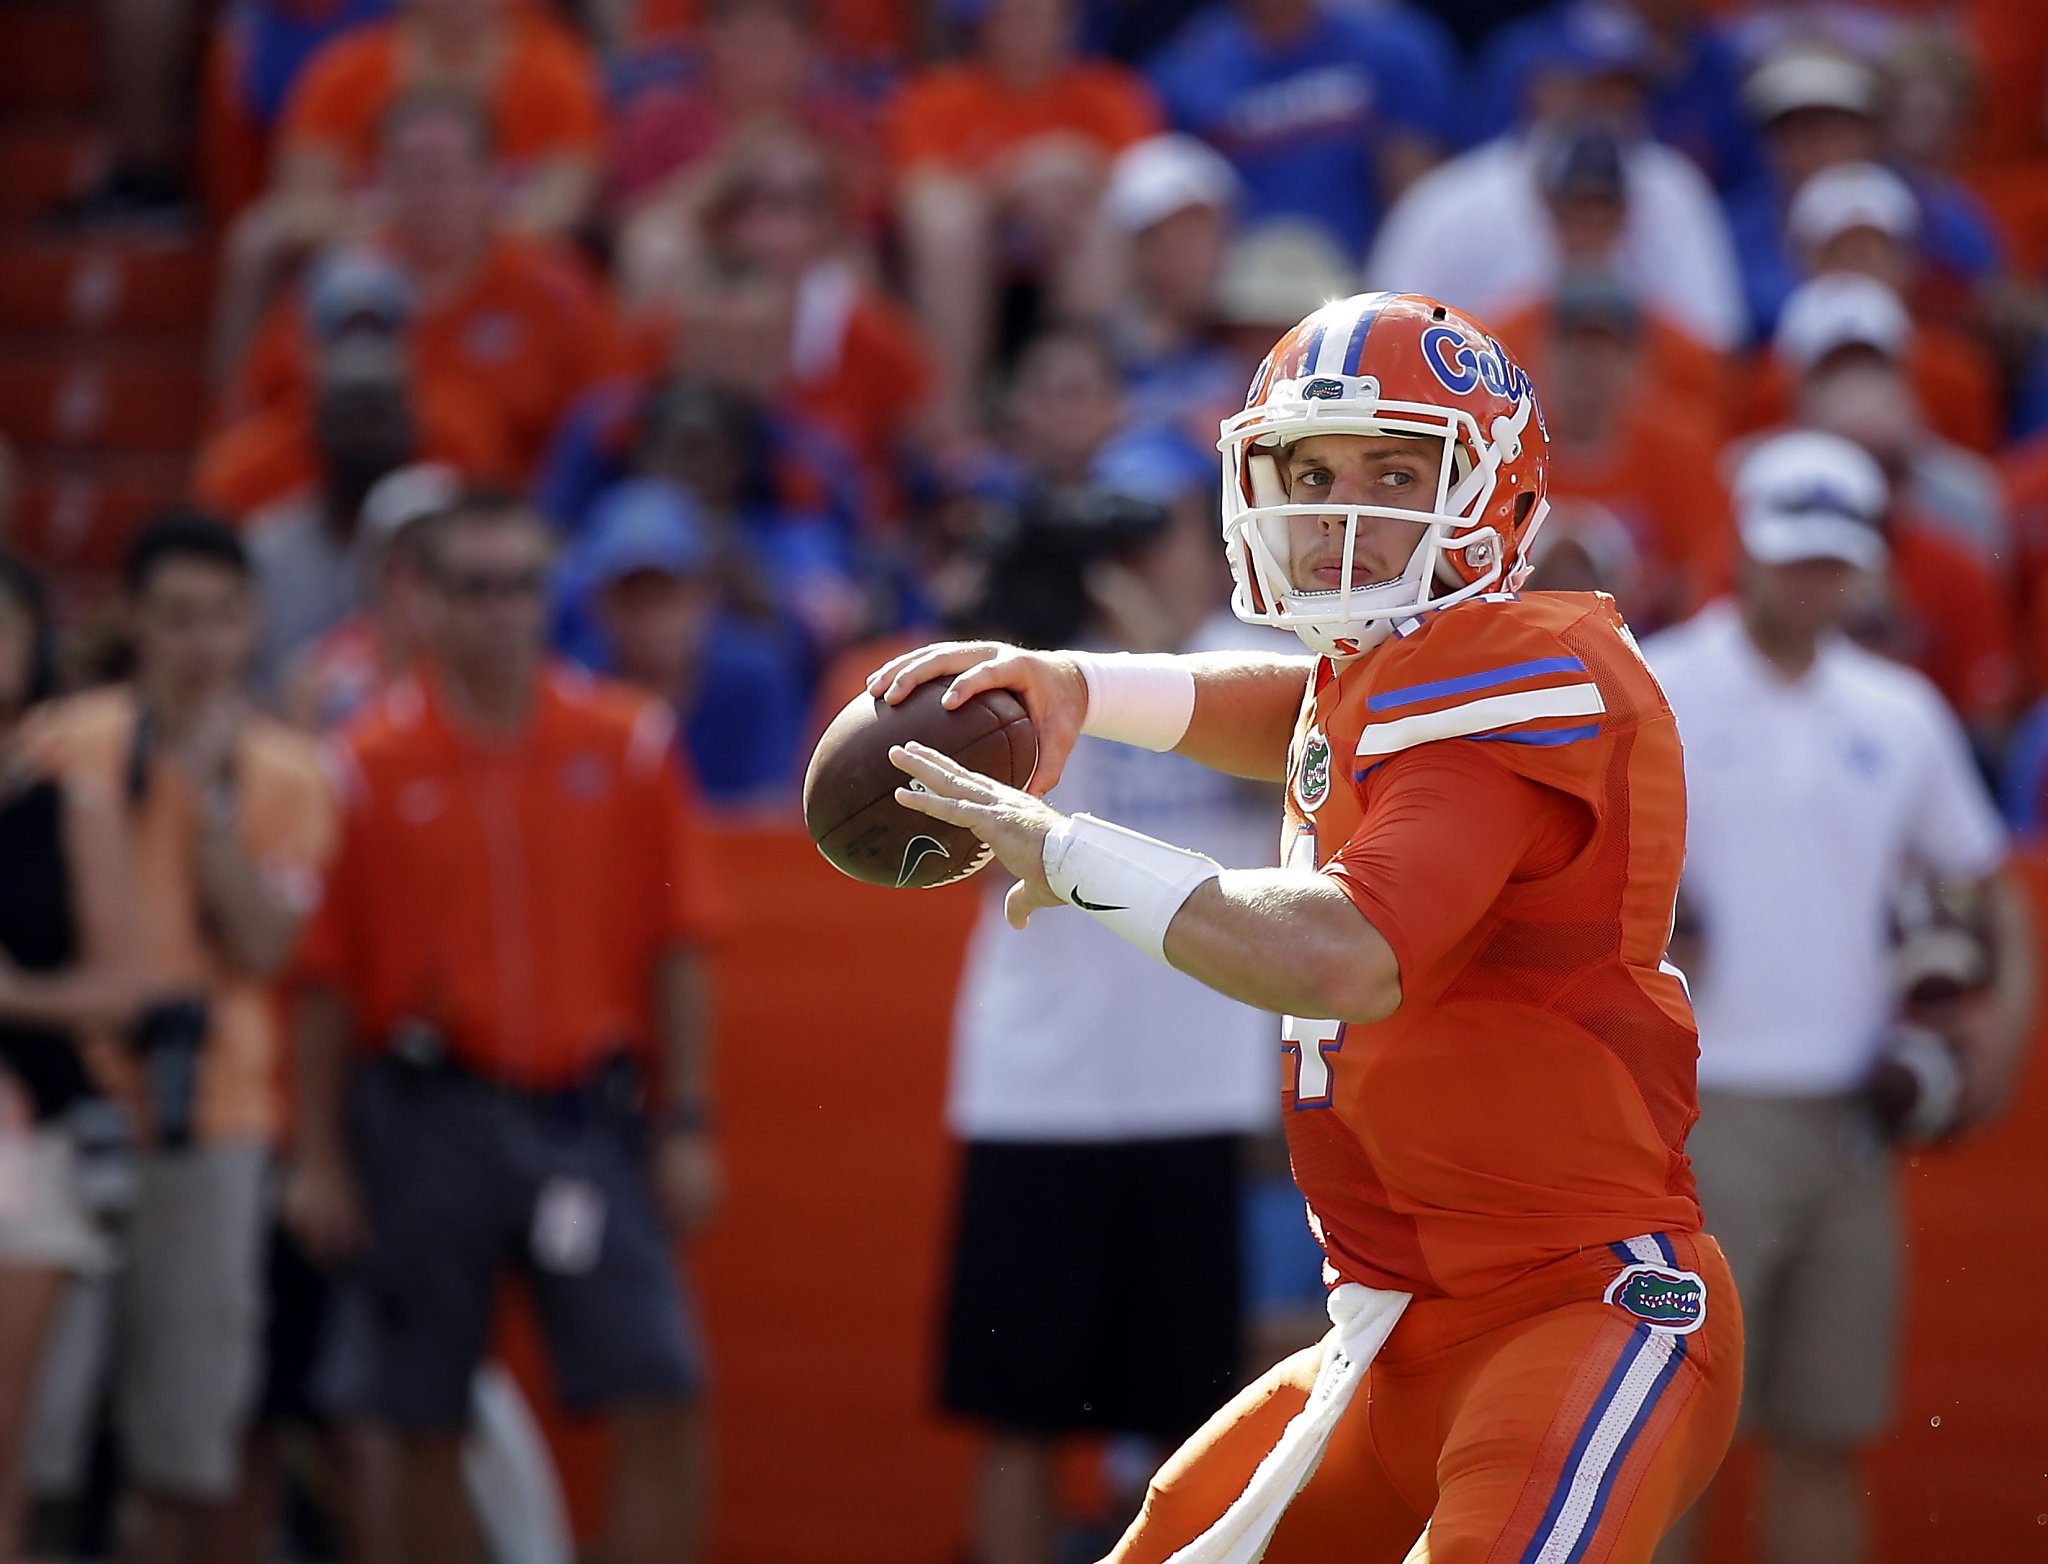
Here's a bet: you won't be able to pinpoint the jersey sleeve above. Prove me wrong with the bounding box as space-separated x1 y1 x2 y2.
1350 600 1618 809
1324 742 1590 985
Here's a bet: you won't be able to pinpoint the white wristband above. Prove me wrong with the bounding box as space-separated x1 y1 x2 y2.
1069 652 1197 752
1042 812 1221 964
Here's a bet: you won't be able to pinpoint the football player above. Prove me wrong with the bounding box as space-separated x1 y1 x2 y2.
873 291 1741 1563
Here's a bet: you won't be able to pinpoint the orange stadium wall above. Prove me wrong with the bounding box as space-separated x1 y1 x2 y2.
499 826 2048 1564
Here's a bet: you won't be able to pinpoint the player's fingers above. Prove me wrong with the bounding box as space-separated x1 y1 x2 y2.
939 653 1030 710
889 742 996 799
1004 879 1036 930
893 785 984 827
872 643 1002 704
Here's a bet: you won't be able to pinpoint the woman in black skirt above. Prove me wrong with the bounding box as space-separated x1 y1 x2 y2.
0 555 136 1563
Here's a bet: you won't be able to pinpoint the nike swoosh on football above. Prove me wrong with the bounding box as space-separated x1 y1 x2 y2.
1069 889 1128 912
896 835 950 887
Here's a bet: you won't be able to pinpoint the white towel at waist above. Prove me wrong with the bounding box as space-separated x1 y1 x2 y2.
1144 1282 1412 1564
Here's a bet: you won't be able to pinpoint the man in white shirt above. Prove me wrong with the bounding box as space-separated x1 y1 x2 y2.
939 438 1284 1564
1645 430 2035 1564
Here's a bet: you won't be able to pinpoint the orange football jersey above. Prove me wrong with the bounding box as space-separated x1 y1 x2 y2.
1280 589 1701 1298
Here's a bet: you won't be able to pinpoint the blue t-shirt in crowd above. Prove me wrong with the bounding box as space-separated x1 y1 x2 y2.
1466 2 1761 190
1145 1 1455 256
226 0 393 129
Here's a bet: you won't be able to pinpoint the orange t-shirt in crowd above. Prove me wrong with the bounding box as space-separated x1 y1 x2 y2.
24 688 338 1144
885 60 1158 178
276 12 604 182
1495 303 1737 439
192 384 514 520
624 272 936 499
1277 592 1700 1298
1741 330 2004 455
297 665 719 1089
1546 404 1737 633
234 236 621 476
1882 515 2019 726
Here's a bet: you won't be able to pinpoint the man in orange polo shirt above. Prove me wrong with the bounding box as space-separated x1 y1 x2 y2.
26 512 336 1564
284 491 719 1564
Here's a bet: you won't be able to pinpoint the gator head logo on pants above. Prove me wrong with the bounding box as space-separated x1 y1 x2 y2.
1603 1264 1707 1335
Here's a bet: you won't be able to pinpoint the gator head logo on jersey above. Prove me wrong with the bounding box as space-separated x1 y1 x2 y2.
1296 727 1333 812
1604 1264 1707 1335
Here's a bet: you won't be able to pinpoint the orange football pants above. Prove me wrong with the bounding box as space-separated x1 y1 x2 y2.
1108 1232 1742 1564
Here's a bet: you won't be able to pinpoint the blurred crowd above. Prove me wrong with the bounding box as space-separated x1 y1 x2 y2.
8 0 2048 1559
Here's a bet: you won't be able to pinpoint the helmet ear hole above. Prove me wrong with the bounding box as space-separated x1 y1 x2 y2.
1515 492 1537 525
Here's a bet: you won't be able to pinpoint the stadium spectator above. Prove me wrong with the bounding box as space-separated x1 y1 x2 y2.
226 92 621 477
1739 163 2002 452
1646 430 2035 1564
1368 100 1746 349
1143 0 1452 261
1468 0 1760 191
277 461 454 732
271 0 603 232
25 514 336 1564
609 0 879 219
561 478 814 800
197 250 509 544
937 435 1277 1564
1521 495 1646 606
1528 273 1734 633
628 0 912 75
209 0 607 384
0 556 135 1564
284 492 719 1564
1774 276 2019 735
887 0 1158 404
619 125 938 508
197 0 393 221
1095 134 1245 446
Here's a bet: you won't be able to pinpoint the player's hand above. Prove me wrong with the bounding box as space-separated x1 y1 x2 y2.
283 1151 371 1266
891 742 1066 929
867 641 1087 794
652 1128 723 1236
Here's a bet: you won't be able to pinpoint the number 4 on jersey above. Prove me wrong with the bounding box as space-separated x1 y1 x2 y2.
1283 1014 1345 1108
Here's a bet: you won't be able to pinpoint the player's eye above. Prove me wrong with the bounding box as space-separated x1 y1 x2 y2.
1295 468 1330 490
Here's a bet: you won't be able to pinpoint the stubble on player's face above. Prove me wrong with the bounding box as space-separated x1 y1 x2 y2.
1280 433 1440 595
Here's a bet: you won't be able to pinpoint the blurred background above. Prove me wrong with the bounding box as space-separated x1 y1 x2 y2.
1 0 2048 1560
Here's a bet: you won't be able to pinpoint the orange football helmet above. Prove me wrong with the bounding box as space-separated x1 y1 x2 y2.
1219 291 1551 658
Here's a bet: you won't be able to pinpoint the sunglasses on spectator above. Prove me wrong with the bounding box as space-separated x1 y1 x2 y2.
438 567 549 601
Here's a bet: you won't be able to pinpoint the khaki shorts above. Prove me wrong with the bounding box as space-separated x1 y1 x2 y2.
28 1143 270 1501
1688 1089 1899 1446
0 1128 117 1276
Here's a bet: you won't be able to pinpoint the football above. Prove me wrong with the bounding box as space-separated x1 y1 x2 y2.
803 681 1038 889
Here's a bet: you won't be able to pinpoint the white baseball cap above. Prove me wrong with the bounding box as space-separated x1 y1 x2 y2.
1733 429 1889 570
360 462 462 544
1774 272 1910 371
1215 219 1352 327
1745 47 1880 122
1103 134 1240 235
1789 162 1919 250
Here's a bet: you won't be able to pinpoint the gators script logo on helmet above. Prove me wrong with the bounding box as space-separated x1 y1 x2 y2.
1219 292 1551 659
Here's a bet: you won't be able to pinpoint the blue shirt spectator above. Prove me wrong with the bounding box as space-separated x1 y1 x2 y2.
1145 0 1455 257
556 479 815 801
1468 0 1761 189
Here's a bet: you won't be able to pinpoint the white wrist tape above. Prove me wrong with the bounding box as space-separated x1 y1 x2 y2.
1042 812 1221 964
1069 652 1197 752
